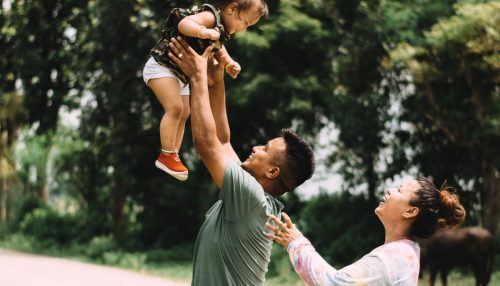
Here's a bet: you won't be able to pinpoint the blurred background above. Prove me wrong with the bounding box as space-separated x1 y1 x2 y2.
0 0 498 285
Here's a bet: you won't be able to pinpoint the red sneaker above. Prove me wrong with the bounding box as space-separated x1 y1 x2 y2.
155 152 188 181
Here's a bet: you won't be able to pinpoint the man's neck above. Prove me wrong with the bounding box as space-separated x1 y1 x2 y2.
258 179 281 198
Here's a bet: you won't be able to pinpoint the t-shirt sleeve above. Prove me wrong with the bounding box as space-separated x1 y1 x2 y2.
220 159 266 219
287 237 390 286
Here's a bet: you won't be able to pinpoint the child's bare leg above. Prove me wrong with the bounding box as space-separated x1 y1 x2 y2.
148 77 188 180
148 78 183 152
175 95 190 152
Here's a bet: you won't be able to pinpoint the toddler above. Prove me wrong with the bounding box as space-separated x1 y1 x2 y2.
143 0 268 180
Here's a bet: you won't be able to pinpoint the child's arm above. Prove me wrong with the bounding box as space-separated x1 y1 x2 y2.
178 11 220 41
215 46 241 79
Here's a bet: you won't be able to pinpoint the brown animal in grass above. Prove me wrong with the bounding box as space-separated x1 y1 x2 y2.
420 226 494 286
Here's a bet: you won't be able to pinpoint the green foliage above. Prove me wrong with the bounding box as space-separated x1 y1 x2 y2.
1 0 499 276
226 0 334 152
20 208 77 245
84 235 149 269
144 245 194 263
384 0 500 231
426 1 499 70
8 0 86 133
85 236 118 259
13 195 47 228
267 243 301 282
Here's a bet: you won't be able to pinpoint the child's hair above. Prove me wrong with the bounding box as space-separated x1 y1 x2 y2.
409 177 466 239
207 0 269 17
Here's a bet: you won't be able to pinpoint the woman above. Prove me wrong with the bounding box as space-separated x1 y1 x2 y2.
266 177 466 286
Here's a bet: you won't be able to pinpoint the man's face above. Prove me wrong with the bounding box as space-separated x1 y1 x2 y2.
241 137 286 179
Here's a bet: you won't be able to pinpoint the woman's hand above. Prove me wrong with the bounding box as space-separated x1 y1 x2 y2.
266 212 304 249
168 37 213 78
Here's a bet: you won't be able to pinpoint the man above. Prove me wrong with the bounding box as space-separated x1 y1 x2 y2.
168 37 315 286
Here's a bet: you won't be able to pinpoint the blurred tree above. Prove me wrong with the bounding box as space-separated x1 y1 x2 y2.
385 1 500 233
316 0 390 205
226 0 334 152
73 0 209 241
0 2 24 223
3 0 496 261
6 0 87 201
318 0 461 205
0 92 22 223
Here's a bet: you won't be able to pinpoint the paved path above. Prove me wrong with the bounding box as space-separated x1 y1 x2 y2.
0 248 189 286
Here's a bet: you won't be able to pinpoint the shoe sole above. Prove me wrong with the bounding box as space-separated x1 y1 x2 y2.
155 160 188 181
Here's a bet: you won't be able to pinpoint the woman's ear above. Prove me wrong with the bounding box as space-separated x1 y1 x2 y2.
266 166 280 179
403 207 420 220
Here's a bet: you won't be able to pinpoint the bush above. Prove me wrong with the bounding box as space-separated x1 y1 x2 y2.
267 243 295 278
20 208 78 245
85 235 118 259
145 244 194 263
14 195 47 229
299 192 384 267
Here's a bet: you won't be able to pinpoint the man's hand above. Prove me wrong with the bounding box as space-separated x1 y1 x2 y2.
168 37 213 79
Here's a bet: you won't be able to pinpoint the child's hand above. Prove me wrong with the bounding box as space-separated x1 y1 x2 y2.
225 61 241 79
199 27 220 41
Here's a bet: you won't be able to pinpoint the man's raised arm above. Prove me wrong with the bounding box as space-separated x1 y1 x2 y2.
207 56 240 163
168 37 234 187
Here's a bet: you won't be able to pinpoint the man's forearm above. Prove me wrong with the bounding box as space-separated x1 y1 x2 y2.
209 78 230 144
208 77 240 162
190 72 219 148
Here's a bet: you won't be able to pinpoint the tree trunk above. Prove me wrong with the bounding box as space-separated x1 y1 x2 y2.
364 154 378 206
41 184 49 203
0 129 6 223
112 178 126 238
0 175 6 223
482 162 500 235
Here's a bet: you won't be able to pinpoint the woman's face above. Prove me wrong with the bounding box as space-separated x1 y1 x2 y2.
375 180 420 223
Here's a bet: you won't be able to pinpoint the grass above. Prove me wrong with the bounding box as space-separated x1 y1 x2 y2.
418 271 500 286
1 233 499 285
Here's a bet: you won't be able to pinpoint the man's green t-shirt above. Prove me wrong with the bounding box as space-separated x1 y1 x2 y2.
191 160 284 286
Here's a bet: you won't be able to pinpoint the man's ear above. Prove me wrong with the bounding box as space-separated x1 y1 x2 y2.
266 166 280 179
403 207 420 220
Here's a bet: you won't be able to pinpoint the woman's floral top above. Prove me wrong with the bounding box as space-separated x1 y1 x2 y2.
287 237 420 286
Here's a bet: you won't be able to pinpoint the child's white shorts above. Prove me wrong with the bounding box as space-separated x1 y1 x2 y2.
142 57 190 96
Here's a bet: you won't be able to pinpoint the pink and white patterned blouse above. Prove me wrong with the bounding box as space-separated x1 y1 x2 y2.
287 236 420 286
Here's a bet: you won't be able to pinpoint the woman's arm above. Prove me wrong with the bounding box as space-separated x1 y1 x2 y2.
267 213 389 286
267 213 339 285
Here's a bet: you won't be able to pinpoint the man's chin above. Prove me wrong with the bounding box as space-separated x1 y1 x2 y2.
241 161 248 170
241 162 251 172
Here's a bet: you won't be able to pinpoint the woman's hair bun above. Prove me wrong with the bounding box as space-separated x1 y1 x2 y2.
437 184 466 229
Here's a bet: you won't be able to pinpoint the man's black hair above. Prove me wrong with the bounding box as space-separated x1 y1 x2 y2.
277 128 315 192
